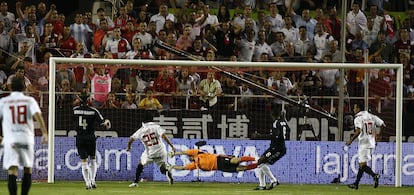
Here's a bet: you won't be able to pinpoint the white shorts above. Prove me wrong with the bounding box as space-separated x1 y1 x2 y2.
358 147 373 163
140 150 168 168
2 143 34 170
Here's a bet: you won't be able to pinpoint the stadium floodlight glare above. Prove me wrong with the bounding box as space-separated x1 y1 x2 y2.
48 57 403 187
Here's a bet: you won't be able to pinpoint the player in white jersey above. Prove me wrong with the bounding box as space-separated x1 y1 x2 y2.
0 77 48 195
346 102 385 190
127 111 176 187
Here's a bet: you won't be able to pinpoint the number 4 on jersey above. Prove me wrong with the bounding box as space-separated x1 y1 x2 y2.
79 116 88 130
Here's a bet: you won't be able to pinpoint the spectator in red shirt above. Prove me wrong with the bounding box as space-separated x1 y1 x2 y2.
369 69 393 112
152 69 176 109
93 18 113 55
115 6 136 32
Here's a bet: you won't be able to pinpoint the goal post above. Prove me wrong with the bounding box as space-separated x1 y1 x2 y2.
48 57 403 186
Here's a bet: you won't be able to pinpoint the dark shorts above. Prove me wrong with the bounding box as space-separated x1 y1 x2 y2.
260 147 286 165
76 138 96 159
217 156 238 173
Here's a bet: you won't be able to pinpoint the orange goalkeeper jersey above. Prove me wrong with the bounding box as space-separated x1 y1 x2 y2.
184 149 218 171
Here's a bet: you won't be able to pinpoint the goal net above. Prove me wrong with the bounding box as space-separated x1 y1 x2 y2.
42 57 403 186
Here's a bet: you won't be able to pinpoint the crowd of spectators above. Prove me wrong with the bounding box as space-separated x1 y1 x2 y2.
0 0 412 115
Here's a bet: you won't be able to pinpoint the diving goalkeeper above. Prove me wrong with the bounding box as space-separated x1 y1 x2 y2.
169 149 257 172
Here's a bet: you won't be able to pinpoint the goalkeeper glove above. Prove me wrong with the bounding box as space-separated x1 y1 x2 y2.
168 151 175 158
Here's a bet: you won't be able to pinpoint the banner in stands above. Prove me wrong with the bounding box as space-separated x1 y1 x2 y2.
1 138 412 185
55 109 343 141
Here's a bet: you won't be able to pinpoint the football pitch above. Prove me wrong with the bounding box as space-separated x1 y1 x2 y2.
1 181 412 195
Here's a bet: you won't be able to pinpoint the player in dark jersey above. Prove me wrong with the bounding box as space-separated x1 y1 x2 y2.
254 111 290 190
73 90 110 190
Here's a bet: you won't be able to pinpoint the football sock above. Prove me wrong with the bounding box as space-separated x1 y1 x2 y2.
355 168 364 185
261 164 277 183
21 173 32 195
90 159 97 184
240 156 255 162
362 165 376 177
257 164 266 187
246 163 258 170
81 161 90 185
134 164 144 183
160 165 167 174
8 174 17 195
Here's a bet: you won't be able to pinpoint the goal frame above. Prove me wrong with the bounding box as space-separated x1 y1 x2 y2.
48 57 403 186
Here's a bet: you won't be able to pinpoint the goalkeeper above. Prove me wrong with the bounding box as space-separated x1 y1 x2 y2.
169 149 257 172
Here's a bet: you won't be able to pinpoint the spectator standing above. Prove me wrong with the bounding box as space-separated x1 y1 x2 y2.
0 2 15 32
115 6 136 32
270 31 287 57
291 9 318 41
70 13 93 53
253 30 273 61
132 22 152 49
236 29 256 62
327 6 341 41
59 26 78 57
86 64 117 108
214 21 239 58
294 26 315 57
265 3 284 32
152 69 176 109
280 15 299 44
105 27 131 59
93 18 112 55
94 8 114 29
346 2 367 37
197 70 222 110
150 4 176 34
314 23 334 61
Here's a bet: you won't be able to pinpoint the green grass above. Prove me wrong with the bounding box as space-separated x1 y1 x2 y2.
1 181 412 195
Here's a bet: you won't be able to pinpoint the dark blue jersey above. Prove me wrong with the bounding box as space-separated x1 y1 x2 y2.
73 105 104 139
269 119 290 149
